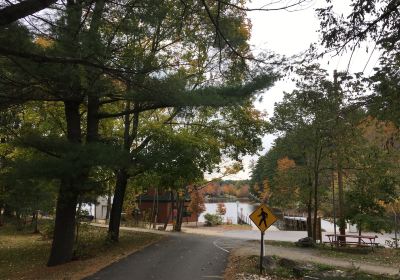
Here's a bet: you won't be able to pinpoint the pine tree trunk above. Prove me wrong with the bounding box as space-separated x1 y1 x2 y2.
107 101 137 240
47 100 81 266
108 169 128 242
47 179 78 266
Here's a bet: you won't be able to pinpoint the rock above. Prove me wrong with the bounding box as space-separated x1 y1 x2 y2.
262 256 274 267
308 269 348 279
277 258 297 268
292 265 306 277
295 237 315 247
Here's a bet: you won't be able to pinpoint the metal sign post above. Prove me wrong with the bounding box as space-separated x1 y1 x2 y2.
260 231 264 274
249 204 279 275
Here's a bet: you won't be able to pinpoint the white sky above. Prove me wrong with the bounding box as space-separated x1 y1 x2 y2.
212 0 382 180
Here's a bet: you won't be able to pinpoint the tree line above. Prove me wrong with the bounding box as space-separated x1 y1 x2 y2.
251 0 400 241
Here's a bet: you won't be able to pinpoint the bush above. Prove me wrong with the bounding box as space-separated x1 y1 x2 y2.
204 213 223 226
40 221 55 240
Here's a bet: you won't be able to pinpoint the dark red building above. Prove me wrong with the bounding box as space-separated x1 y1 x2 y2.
137 190 198 223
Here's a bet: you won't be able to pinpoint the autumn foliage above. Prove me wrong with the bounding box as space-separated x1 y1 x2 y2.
201 181 250 198
189 189 206 223
216 203 226 216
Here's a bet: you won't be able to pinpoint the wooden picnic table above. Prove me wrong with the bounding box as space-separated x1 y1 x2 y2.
325 234 379 250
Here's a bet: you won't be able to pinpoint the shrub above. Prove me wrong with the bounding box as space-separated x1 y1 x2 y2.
40 221 55 240
204 213 223 226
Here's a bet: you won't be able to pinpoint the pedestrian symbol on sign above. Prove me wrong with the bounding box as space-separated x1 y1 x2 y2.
258 208 268 228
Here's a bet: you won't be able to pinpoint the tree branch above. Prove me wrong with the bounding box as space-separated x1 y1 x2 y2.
0 0 57 26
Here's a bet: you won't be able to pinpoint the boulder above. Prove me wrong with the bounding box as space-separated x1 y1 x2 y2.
295 237 315 247
277 258 297 269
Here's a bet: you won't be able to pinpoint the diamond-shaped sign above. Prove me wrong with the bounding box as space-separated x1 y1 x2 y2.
249 204 278 232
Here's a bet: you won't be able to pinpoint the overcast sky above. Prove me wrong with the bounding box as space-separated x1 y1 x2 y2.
215 0 382 181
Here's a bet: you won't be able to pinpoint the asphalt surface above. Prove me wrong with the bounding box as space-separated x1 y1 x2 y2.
86 234 238 280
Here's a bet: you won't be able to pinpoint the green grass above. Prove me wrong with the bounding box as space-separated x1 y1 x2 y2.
265 240 297 247
315 244 400 266
0 220 51 279
314 262 334 271
0 219 162 280
270 266 294 278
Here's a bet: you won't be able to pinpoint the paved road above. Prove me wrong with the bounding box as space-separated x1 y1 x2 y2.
86 234 240 280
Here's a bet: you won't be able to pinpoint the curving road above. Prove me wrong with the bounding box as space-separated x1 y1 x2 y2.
85 234 242 280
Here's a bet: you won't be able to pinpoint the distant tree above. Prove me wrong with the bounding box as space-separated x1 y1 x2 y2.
236 184 249 198
222 184 236 196
345 147 397 235
216 202 226 216
258 179 271 203
203 183 219 196
189 188 206 227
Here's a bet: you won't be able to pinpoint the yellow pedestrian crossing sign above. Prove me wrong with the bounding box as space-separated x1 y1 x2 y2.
249 204 278 233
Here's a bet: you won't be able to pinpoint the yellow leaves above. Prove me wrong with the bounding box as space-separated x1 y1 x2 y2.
35 37 53 49
258 179 271 202
222 184 236 196
360 116 399 149
112 79 127 92
383 199 400 214
277 157 296 172
236 18 251 42
223 162 243 176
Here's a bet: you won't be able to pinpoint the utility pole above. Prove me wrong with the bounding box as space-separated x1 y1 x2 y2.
333 70 346 240
332 168 337 242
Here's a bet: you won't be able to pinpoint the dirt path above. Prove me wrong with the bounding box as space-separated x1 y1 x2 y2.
235 243 400 276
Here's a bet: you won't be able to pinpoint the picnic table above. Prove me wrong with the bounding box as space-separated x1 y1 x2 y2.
325 234 379 250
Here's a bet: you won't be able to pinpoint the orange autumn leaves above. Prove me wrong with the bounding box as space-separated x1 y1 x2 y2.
255 157 299 205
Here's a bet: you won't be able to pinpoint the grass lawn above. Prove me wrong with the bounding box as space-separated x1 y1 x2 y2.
265 239 400 267
0 220 163 280
316 244 400 267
